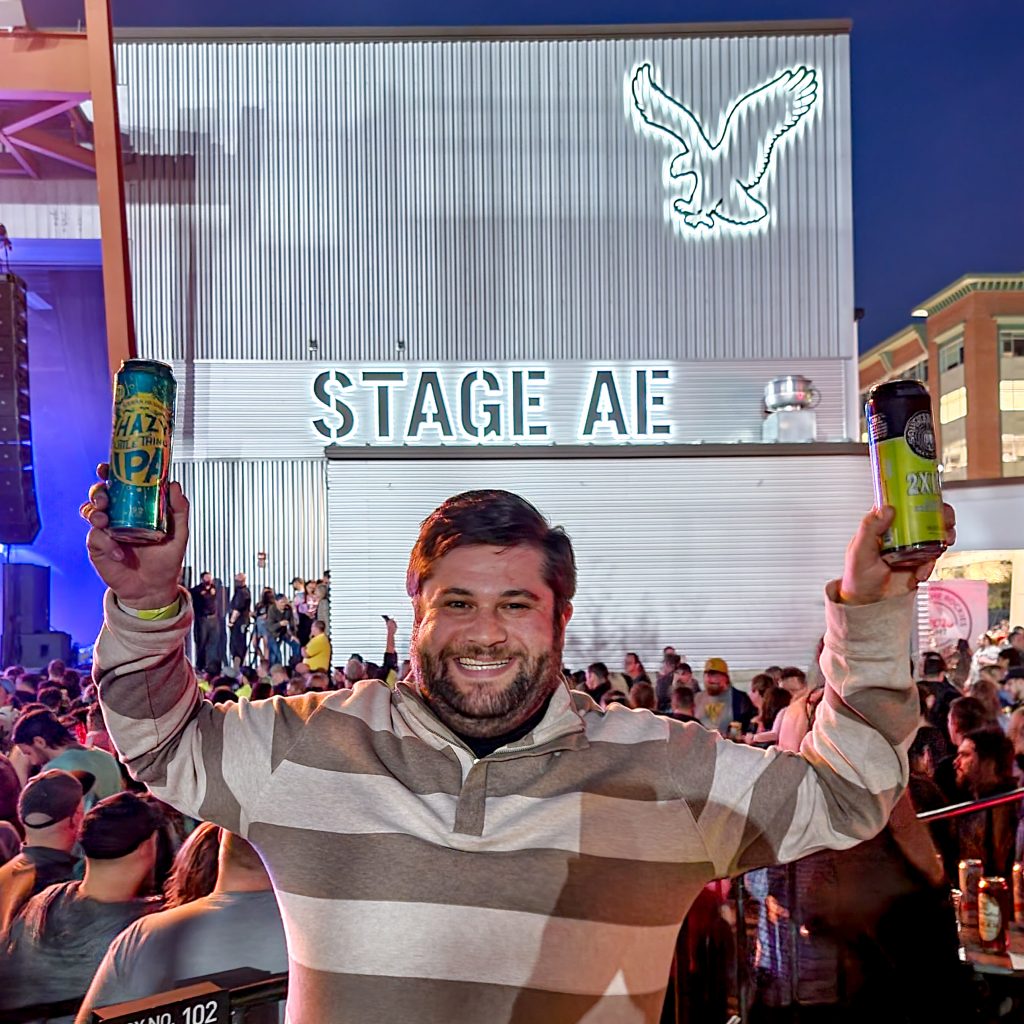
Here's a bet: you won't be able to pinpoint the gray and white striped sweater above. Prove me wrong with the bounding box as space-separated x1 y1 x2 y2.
95 584 917 1024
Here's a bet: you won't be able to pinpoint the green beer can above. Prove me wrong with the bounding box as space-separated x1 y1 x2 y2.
107 359 177 543
865 379 946 569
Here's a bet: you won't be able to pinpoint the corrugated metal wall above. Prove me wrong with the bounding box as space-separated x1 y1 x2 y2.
116 30 853 364
326 452 871 673
175 459 327 595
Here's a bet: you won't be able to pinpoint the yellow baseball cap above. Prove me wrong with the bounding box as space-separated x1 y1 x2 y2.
704 657 729 675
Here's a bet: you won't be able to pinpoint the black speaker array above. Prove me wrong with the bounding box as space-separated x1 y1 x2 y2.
0 272 39 545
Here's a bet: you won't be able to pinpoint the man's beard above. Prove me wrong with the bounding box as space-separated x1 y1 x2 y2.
413 639 561 739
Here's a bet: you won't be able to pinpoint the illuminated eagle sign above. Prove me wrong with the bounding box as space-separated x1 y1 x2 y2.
629 63 819 233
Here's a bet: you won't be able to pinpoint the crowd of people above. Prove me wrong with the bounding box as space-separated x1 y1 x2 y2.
1 614 1023 1020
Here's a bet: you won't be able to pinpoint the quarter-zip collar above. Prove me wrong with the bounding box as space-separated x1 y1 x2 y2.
393 678 589 762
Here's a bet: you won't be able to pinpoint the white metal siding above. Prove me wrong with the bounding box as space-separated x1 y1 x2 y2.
326 453 871 674
115 30 853 364
175 459 328 595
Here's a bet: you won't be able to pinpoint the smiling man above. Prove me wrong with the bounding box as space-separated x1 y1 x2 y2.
83 478 953 1024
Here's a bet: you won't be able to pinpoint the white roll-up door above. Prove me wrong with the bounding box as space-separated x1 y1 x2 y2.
327 453 872 677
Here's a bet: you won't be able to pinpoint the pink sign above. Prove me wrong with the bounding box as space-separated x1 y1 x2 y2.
927 580 989 653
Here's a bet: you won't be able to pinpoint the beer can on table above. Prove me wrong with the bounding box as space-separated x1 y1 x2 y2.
1013 862 1024 923
959 858 983 928
864 380 946 570
728 721 743 741
107 359 176 543
978 876 1012 954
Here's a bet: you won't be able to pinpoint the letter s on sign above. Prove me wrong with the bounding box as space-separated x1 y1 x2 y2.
312 371 355 440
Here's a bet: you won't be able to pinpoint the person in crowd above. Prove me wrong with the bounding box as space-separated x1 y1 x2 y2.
61 669 83 702
668 685 697 723
267 593 296 667
622 651 650 686
764 665 783 684
295 580 318 647
83 472 954 1023
950 638 973 689
45 659 67 688
918 651 961 731
228 571 252 670
0 676 19 745
163 820 222 908
302 619 332 672
971 631 1004 682
84 705 114 754
251 680 274 701
307 671 330 692
344 654 368 686
209 685 238 705
37 685 66 714
234 666 256 700
936 695 993 800
953 727 1019 879
998 647 1024 706
0 753 20 836
76 829 288 1023
628 680 656 710
600 690 629 708
0 769 91 933
580 662 612 705
672 661 697 693
254 587 277 663
11 708 122 805
745 673 775 732
654 652 680 713
694 657 755 736
0 791 163 1017
908 726 959 879
190 570 220 672
966 676 1005 725
745 686 792 747
315 582 331 636
286 676 307 697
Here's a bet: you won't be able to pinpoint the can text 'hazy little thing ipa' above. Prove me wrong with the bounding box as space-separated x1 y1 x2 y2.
107 359 176 543
865 379 946 569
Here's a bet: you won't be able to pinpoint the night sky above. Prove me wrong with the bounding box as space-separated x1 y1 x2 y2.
29 0 1024 352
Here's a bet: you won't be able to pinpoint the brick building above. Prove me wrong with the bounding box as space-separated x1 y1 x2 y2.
860 273 1024 633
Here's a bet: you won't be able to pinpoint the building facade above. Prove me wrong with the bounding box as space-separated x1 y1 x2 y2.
859 273 1024 632
5 21 875 669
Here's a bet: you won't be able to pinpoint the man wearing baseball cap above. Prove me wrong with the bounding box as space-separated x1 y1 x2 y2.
0 768 93 933
0 791 163 1016
694 657 755 737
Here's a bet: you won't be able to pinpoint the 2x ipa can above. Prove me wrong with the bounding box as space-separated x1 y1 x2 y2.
107 359 176 543
865 379 946 569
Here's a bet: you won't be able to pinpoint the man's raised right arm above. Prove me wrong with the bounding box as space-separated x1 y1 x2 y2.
84 469 300 832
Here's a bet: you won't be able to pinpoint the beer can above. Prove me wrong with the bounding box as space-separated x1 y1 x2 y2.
1013 862 1024 923
978 876 1011 953
107 359 176 543
864 380 946 570
958 858 983 928
728 721 743 741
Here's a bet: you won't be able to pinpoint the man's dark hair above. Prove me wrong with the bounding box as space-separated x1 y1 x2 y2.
587 662 610 682
765 665 782 677
36 687 63 712
780 667 806 685
909 725 950 772
210 686 238 705
920 651 947 678
407 490 576 624
964 727 1015 780
676 662 692 675
661 652 681 672
949 695 990 735
999 647 1024 669
671 685 695 711
250 681 273 701
239 667 258 683
11 707 74 748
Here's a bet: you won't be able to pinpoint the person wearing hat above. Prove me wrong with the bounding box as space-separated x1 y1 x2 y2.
694 657 755 737
0 768 93 934
0 791 163 1016
10 707 123 806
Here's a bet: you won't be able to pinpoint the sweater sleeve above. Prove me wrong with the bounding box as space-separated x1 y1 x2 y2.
668 584 918 878
94 588 322 832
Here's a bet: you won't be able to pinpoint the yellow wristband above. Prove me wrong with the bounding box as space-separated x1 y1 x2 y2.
120 598 181 621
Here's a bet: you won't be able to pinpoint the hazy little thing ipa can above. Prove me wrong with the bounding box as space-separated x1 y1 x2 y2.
107 359 176 543
865 379 946 569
